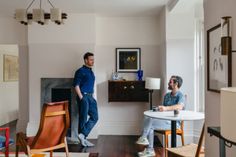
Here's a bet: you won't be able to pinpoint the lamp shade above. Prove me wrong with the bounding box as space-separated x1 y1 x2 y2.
145 77 160 90
15 9 27 23
221 87 236 142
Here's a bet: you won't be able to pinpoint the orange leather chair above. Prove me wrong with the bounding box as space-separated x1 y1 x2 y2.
155 121 184 148
16 101 70 157
166 123 205 157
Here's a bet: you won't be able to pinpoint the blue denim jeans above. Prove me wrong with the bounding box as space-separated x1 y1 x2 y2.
78 94 98 137
142 116 180 149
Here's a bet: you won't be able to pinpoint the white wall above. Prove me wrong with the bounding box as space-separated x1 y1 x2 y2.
166 10 195 109
0 45 19 125
27 13 96 136
26 14 162 137
95 16 161 135
0 17 28 130
165 5 205 144
0 16 27 45
204 0 236 156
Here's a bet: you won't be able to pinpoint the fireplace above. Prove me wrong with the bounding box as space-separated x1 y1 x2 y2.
51 88 72 136
41 78 79 142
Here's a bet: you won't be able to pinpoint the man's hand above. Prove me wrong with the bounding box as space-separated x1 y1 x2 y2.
79 95 83 100
158 104 184 111
75 86 83 100
158 106 167 112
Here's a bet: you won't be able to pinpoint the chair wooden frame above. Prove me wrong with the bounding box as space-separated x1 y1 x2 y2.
155 121 184 148
166 123 205 157
16 101 70 157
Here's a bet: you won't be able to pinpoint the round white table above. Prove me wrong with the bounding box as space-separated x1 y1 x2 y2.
144 110 205 147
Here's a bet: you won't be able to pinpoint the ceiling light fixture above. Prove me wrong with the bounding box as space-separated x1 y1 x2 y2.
14 0 67 25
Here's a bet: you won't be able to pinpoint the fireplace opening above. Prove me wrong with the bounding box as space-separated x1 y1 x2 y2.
51 88 72 137
41 78 78 142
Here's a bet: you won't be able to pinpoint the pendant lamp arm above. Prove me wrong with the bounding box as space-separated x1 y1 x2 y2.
26 0 37 12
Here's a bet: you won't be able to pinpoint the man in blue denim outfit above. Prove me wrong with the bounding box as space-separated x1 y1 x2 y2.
73 52 98 147
137 75 185 157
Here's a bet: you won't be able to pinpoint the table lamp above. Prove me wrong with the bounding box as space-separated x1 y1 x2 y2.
221 87 236 143
145 77 160 109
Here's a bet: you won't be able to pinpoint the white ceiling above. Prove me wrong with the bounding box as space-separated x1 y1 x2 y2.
0 0 169 17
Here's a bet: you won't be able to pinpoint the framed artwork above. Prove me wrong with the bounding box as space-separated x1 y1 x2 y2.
3 54 19 81
207 24 232 92
116 48 141 72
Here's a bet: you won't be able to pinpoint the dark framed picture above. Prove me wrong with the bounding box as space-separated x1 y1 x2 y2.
116 48 141 73
207 24 232 92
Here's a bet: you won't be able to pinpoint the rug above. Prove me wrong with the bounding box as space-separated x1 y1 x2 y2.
0 135 14 150
0 152 99 157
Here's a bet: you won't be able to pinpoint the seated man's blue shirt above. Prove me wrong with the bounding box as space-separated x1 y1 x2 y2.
163 91 185 127
73 65 95 93
163 91 185 107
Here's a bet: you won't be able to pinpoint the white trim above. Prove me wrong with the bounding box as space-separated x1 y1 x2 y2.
194 18 205 112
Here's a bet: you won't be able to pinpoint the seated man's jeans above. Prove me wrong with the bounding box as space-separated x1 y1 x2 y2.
142 116 180 149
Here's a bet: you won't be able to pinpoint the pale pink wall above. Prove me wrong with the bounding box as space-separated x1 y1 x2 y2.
27 14 162 137
0 17 28 132
204 0 236 156
95 16 161 135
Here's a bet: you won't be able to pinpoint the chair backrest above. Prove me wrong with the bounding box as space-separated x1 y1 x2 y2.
180 94 187 130
195 123 205 157
183 94 187 110
30 101 70 149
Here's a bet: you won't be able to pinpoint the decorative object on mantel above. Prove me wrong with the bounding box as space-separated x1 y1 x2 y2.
116 48 141 73
137 69 143 81
207 22 232 92
14 0 67 25
145 77 160 109
220 87 236 145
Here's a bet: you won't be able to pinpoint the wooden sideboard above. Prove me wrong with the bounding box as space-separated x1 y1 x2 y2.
108 80 149 102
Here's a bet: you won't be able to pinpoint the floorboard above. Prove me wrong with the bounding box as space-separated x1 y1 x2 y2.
1 121 166 157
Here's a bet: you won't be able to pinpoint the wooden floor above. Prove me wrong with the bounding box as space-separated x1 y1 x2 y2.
60 135 166 157
1 121 166 157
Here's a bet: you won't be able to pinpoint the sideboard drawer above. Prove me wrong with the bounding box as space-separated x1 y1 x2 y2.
108 80 149 102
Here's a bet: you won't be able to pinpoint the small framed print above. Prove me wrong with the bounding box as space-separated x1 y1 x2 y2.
116 48 141 73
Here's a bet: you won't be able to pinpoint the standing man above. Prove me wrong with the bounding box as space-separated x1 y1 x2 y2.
73 52 98 147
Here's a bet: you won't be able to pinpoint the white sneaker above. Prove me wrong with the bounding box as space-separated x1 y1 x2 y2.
78 133 87 147
84 139 95 147
136 137 149 145
138 148 155 157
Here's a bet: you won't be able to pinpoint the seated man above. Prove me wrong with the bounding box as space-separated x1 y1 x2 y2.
136 75 185 157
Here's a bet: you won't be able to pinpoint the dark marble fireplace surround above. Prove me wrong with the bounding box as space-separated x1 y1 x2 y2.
41 78 79 142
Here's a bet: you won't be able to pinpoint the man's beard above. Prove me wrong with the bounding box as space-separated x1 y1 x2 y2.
168 85 173 90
